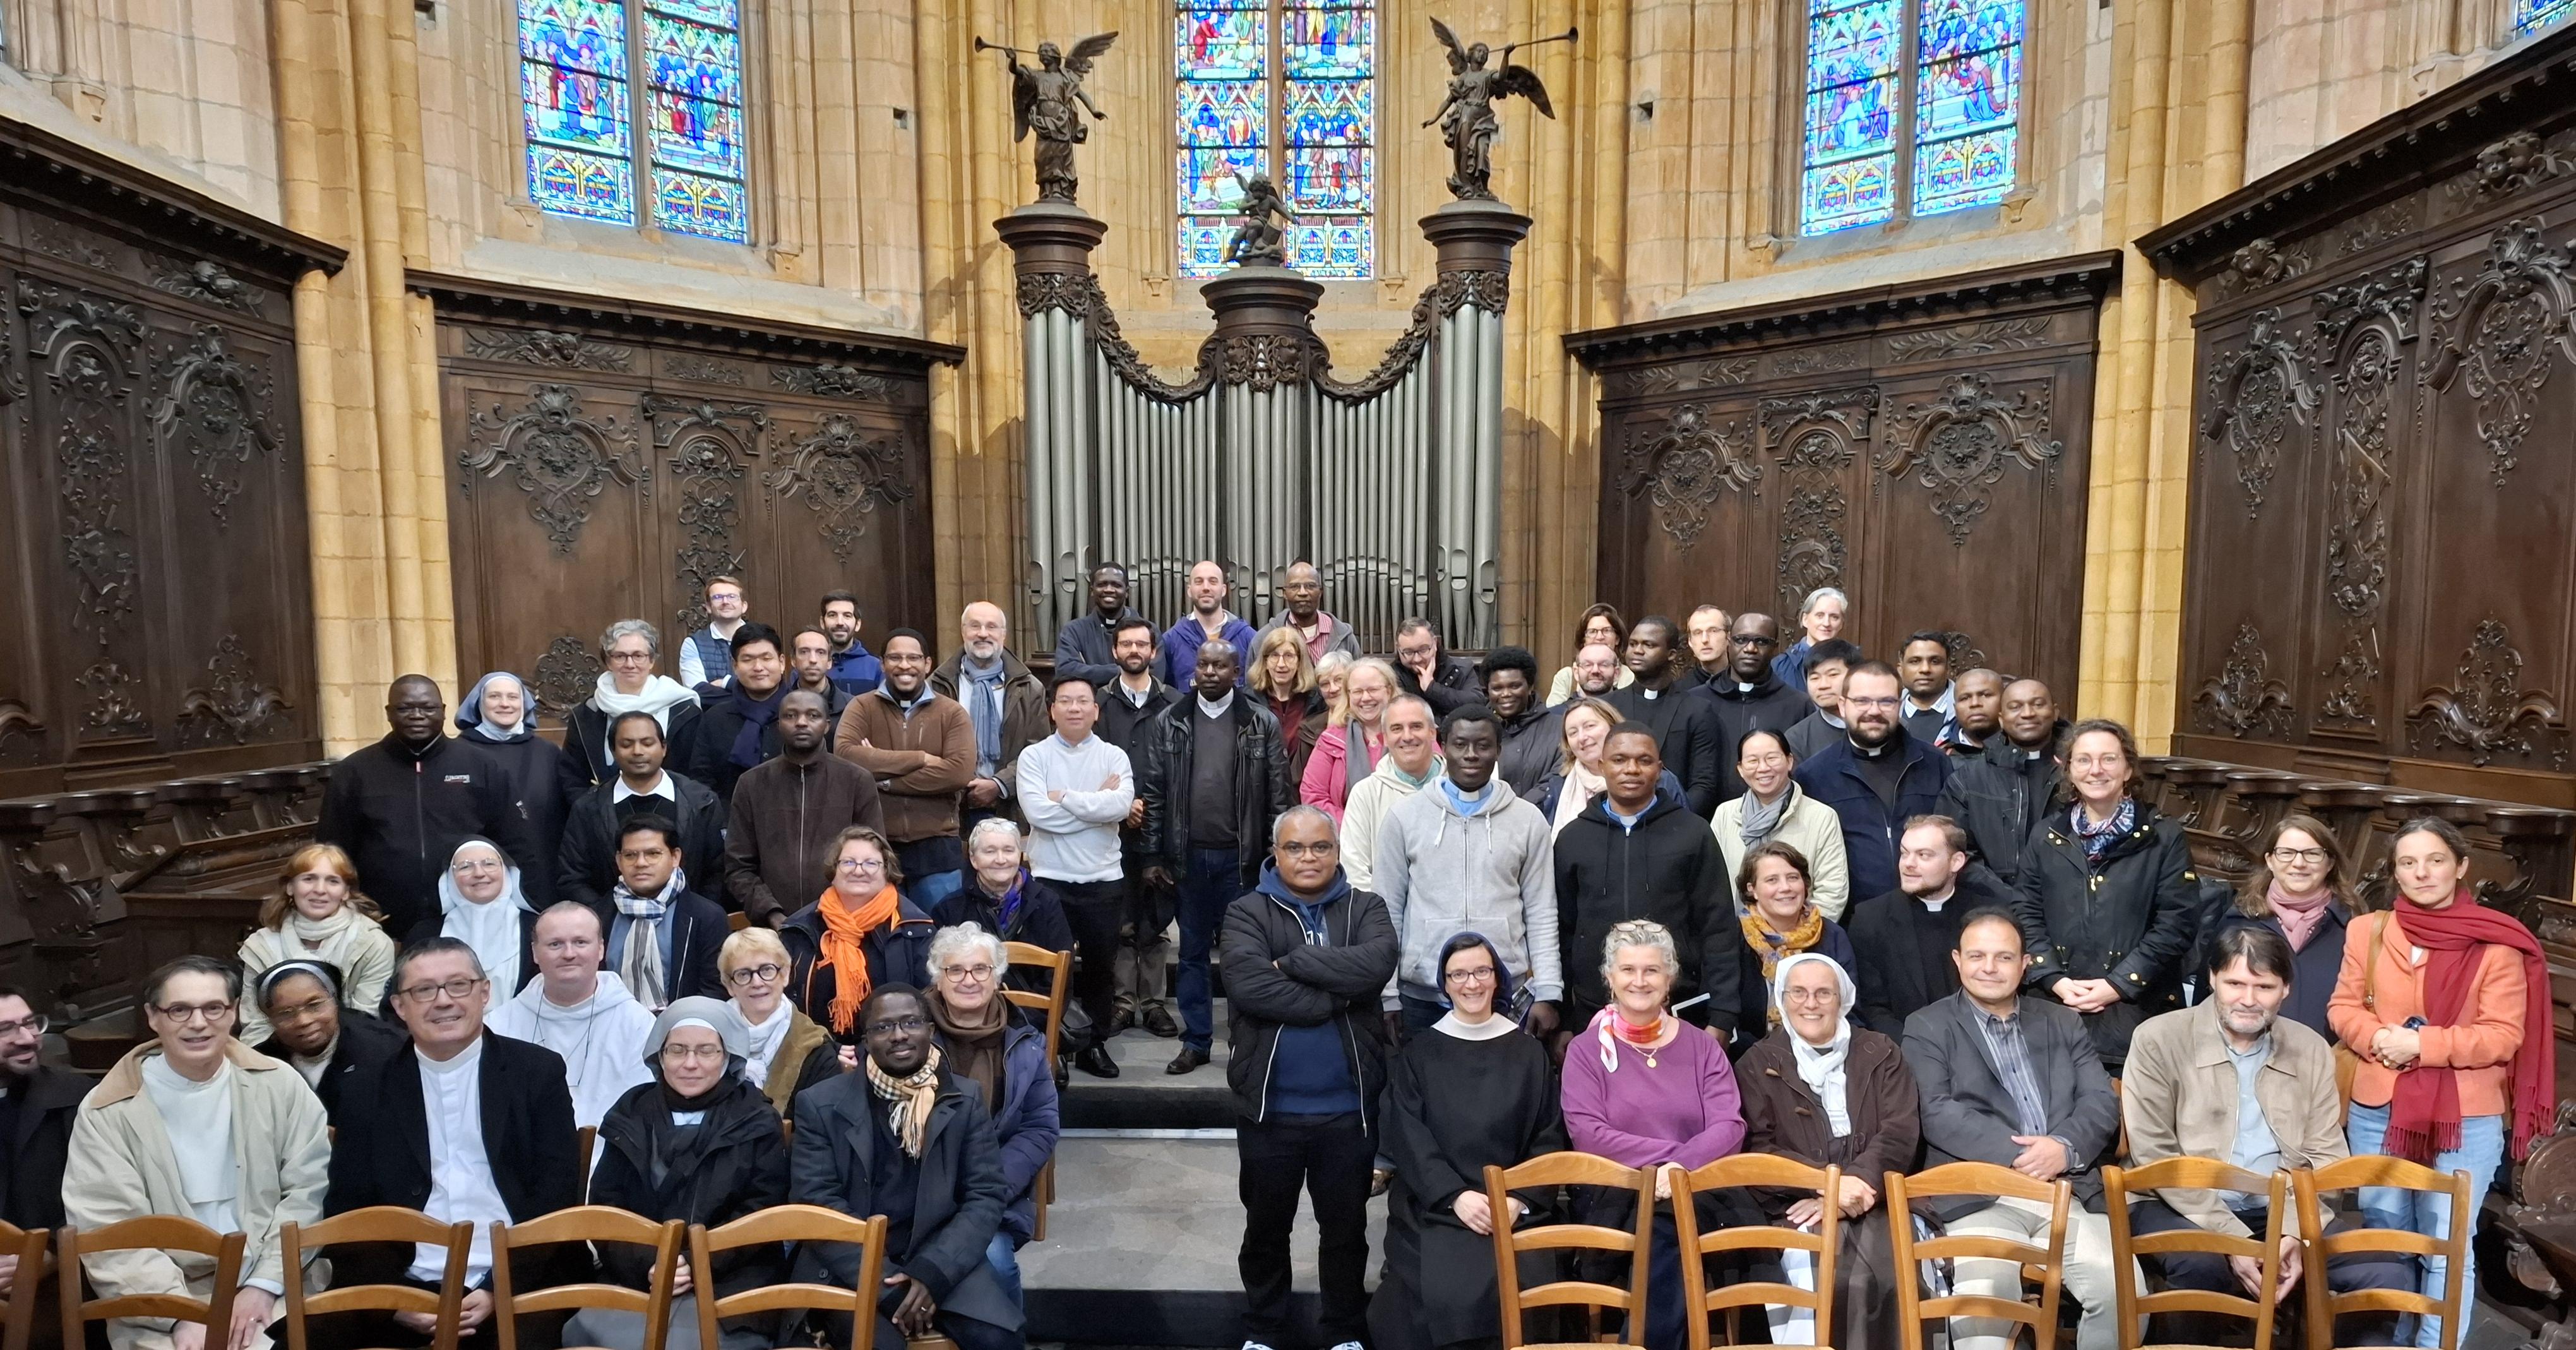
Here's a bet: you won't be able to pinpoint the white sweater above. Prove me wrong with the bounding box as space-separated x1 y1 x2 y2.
1340 755 1438 890
1015 731 1135 883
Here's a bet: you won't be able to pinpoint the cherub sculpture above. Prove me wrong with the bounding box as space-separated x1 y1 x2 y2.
977 32 1118 204
1222 171 1297 268
1422 18 1576 201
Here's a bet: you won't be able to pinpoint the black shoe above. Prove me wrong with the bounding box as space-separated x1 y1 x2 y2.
1107 1004 1136 1037
1143 1003 1181 1039
1075 1043 1121 1078
1167 1045 1210 1075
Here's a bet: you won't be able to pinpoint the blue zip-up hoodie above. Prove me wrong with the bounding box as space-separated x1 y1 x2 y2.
1253 866 1364 1114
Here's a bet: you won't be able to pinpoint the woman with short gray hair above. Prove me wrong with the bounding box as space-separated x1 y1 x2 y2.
562 617 705 798
931 816 1076 1009
926 921 1061 1306
1772 586 1850 689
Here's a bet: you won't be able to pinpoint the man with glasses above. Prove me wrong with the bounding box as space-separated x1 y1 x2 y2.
488 903 656 1127
63 957 329 1350
327 938 583 1346
677 575 751 689
789 984 1022 1350
0 986 83 1298
1794 659 1953 900
1694 611 1815 802
727 688 886 928
1220 805 1396 1350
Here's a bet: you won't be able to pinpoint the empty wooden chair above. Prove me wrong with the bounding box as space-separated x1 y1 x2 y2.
488 1207 683 1350
1672 1155 1841 1350
687 1205 886 1350
56 1217 247 1350
2293 1157 2475 1350
1 1221 47 1350
2104 1159 2286 1350
1886 1162 2072 1350
1485 1152 1656 1350
279 1208 474 1350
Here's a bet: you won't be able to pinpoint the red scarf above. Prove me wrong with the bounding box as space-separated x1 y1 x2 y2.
2387 888 2555 1161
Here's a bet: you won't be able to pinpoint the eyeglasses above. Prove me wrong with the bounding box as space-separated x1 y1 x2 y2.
150 1001 236 1025
724 963 785 986
835 858 886 875
1444 965 1498 985
1739 753 1789 771
940 964 996 983
397 976 487 1003
451 859 504 875
1781 986 1840 1005
2270 847 2329 864
1842 695 1901 710
864 1015 929 1037
0 1013 52 1037
1277 842 1337 859
660 1043 728 1063
605 650 653 665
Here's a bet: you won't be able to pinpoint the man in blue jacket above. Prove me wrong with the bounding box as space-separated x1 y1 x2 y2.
1792 660 1953 899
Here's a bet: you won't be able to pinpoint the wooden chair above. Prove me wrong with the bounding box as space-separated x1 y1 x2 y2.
1 1221 48 1350
2104 1159 2287 1350
728 911 750 933
488 1207 683 1350
1486 1152 1657 1350
1885 1162 2072 1350
1672 1155 1842 1350
576 1125 598 1191
279 1208 474 1350
688 1205 886 1350
56 1217 247 1350
1002 940 1072 1240
2293 1157 2474 1350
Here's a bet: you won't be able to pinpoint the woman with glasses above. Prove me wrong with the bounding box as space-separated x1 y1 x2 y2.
1251 627 1329 781
577 996 789 1350
248 959 405 1124
1712 729 1849 919
1370 932 1566 1350
718 927 843 1118
1545 604 1636 706
931 819 1077 1007
2215 812 2356 1039
1302 656 1402 821
407 836 542 993
234 842 398 1042
560 618 705 803
925 923 1060 1306
782 826 938 1045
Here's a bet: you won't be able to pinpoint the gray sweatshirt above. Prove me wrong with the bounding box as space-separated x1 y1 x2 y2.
1372 778 1561 1009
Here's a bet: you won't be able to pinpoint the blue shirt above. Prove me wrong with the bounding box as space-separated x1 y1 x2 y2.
827 642 883 695
2227 1036 2282 1180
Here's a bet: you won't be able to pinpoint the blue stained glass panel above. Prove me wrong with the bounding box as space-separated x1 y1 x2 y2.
1915 42 2020 141
1285 145 1370 212
1285 6 1373 79
2517 0 2572 33
1803 78 1895 164
522 63 633 157
643 1 746 241
1806 0 1897 92
528 145 635 222
1800 153 1895 234
1176 9 1265 79
1914 126 2016 214
1178 80 1267 146
1917 0 2022 61
522 0 633 222
1284 219 1369 277
1285 80 1371 145
1180 223 1234 276
651 0 734 23
1178 145 1265 213
652 168 747 240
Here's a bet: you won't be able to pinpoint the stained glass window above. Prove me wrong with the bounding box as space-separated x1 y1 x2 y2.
521 0 749 241
1176 0 1375 278
1797 0 2020 235
2519 0 2573 36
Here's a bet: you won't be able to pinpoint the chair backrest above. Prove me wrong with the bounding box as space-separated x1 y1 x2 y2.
56 1217 247 1350
2295 1157 2474 1350
2105 1159 2287 1350
576 1125 598 1192
1486 1152 1657 1350
1001 941 1071 1063
1885 1162 2072 1350
1 1221 47 1350
280 1209 474 1350
489 1207 683 1350
689 1205 888 1349
1673 1154 1841 1350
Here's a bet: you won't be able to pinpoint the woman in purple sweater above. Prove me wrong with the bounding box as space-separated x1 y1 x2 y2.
1562 918 1746 1350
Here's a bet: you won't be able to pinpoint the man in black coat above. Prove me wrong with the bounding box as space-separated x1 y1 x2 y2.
1693 611 1815 802
1052 564 1147 686
1848 816 2017 1036
1792 660 1953 900
318 675 544 936
1095 617 1179 1039
790 984 1020 1350
556 710 727 913
1392 618 1481 716
1606 616 1727 816
1551 729 1736 1036
328 938 583 1342
593 814 730 1009
1934 679 2068 884
686 623 794 810
0 985 85 1275
1482 646 1564 797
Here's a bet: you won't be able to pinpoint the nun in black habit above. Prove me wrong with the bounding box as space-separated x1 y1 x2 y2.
1368 931 1568 1350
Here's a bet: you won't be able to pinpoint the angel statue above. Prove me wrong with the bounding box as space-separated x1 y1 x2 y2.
1222 171 1298 268
1422 18 1576 201
977 32 1118 204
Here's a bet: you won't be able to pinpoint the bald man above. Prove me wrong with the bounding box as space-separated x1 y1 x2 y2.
1253 560 1363 664
933 600 1051 818
316 675 544 935
1157 559 1258 689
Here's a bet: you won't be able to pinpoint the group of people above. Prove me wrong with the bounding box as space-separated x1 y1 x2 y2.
0 568 2555 1350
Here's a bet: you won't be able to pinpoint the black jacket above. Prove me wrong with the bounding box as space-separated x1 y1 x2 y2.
317 732 546 935
1693 672 1815 802
1933 726 2070 885
780 895 940 1042
1 1061 88 1231
2010 803 2200 1069
1137 694 1292 884
558 700 706 807
932 876 1078 1001
254 1009 408 1126
1220 871 1399 1126
592 1076 789 1296
1606 682 1727 817
1901 991 2120 1217
1551 792 1737 1029
1055 610 1148 687
1398 653 1483 717
787 1068 1020 1330
461 727 571 910
325 1033 584 1286
1494 705 1565 798
596 886 732 1005
1791 727 1954 901
1845 864 2020 1037
686 683 795 810
555 772 729 913
1095 678 1176 859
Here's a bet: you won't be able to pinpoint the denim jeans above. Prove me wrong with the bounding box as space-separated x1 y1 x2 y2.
1176 846 1241 1051
910 868 965 912
2347 1101 2505 1349
984 1231 1023 1307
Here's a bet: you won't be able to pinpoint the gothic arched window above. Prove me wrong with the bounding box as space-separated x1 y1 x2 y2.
1176 0 1376 278
1799 0 2023 236
519 0 749 243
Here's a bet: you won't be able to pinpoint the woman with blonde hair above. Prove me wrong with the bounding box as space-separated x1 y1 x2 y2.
1314 650 1354 723
1527 696 1655 831
234 843 398 1041
1250 626 1329 780
1301 656 1402 821
717 926 842 1118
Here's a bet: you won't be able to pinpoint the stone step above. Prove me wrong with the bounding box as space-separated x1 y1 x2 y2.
1058 1007 1239 1131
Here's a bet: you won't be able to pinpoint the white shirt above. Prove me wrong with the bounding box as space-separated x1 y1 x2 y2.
140 1055 240 1236
409 1037 510 1287
1015 732 1135 883
489 972 657 1128
612 772 677 804
739 1001 794 1089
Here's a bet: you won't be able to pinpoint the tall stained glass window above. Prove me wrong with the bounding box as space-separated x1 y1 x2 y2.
521 0 749 243
1798 0 2022 236
2519 0 2573 36
1176 0 1375 278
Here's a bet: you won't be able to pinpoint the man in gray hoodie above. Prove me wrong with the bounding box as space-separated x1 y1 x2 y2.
1371 705 1563 1042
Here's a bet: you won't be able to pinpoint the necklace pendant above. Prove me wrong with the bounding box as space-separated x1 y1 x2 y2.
1644 1051 1658 1068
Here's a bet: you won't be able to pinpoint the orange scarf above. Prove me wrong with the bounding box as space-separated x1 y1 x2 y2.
811 883 901 1034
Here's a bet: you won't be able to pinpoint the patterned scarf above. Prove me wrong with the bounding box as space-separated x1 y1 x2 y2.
1740 905 1828 1025
811 883 903 1034
612 866 687 1010
866 1044 945 1159
2073 797 2136 866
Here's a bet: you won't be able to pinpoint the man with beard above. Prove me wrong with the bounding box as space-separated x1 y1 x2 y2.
727 688 886 928
2120 926 2409 1315
1695 612 1815 801
0 986 85 1295
1567 642 1623 701
1551 727 1734 1037
933 601 1050 828
1392 618 1481 716
1947 668 2005 755
1255 559 1363 664
1604 617 1726 816
1094 617 1179 1037
1480 646 1562 796
836 629 979 909
1683 604 1733 688
685 623 797 812
820 591 884 695
1935 677 2068 885
318 675 542 935
1784 638 1863 762
1054 563 1146 686
786 626 855 736
1157 559 1258 690
1793 660 1952 900
1897 631 1957 746
1848 816 2014 1035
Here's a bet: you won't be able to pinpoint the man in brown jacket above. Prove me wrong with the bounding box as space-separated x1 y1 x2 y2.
931 600 1050 827
726 689 886 927
834 628 977 909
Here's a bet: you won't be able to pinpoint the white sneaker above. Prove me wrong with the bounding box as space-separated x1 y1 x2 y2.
1327 1341 1364 1350
1242 1341 1279 1350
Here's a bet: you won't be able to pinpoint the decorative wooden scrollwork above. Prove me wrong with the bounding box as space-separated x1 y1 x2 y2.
772 363 905 402
647 396 765 639
176 635 291 745
1944 631 1989 672
2409 618 2569 769
530 636 602 720
1878 373 2062 545
2193 623 2294 739
2201 308 2315 518
0 699 46 762
665 357 746 386
146 258 266 313
2215 237 2314 298
1884 318 2054 364
76 660 148 739
766 415 916 562
1760 388 1873 618
463 327 635 373
152 326 280 526
20 280 146 647
1618 404 1756 551
2308 258 2424 730
1219 333 1313 393
459 384 647 555
1615 358 1759 397
2426 218 2576 488
2469 131 2576 200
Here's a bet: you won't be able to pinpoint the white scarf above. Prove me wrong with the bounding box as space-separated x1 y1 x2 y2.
285 903 369 969
1431 1011 1522 1041
1553 765 1607 832
736 1001 793 1088
437 844 532 991
141 1054 239 1230
1774 952 1858 1137
592 672 701 728
612 868 688 1010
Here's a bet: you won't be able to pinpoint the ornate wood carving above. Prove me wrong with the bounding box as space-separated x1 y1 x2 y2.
458 384 647 554
2308 258 2424 730
1878 373 2063 545
2337 200 2420 257
1885 318 2054 364
2214 238 2315 299
771 363 906 402
2409 619 2570 769
1944 630 1991 671
19 281 146 647
646 396 765 638
1614 358 1760 397
765 415 915 562
175 636 290 745
146 258 266 313
2195 624 2295 738
665 357 746 386
2468 131 2576 200
1762 388 1875 618
1768 344 1866 378
2426 220 2576 488
1617 404 1756 551
0 702 43 763
76 660 148 738
151 326 280 525
463 327 635 373
530 636 601 720
1219 333 1312 393
2201 308 2315 517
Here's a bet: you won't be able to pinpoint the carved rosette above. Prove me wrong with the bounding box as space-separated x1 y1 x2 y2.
463 327 635 373
2426 218 2576 487
20 280 147 647
152 325 280 526
2201 308 2315 518
765 415 916 561
176 635 291 745
2408 619 2569 769
1761 388 1875 617
646 397 765 638
531 636 603 720
459 384 648 555
1878 373 2062 546
2194 623 2295 739
2307 258 2424 729
1618 405 1756 551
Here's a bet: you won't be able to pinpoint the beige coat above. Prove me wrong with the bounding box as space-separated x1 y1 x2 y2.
2120 998 2348 1238
63 1039 331 1350
1710 784 1851 919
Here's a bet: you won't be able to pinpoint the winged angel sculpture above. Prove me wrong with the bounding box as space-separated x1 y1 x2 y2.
978 32 1118 205
1422 18 1575 201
